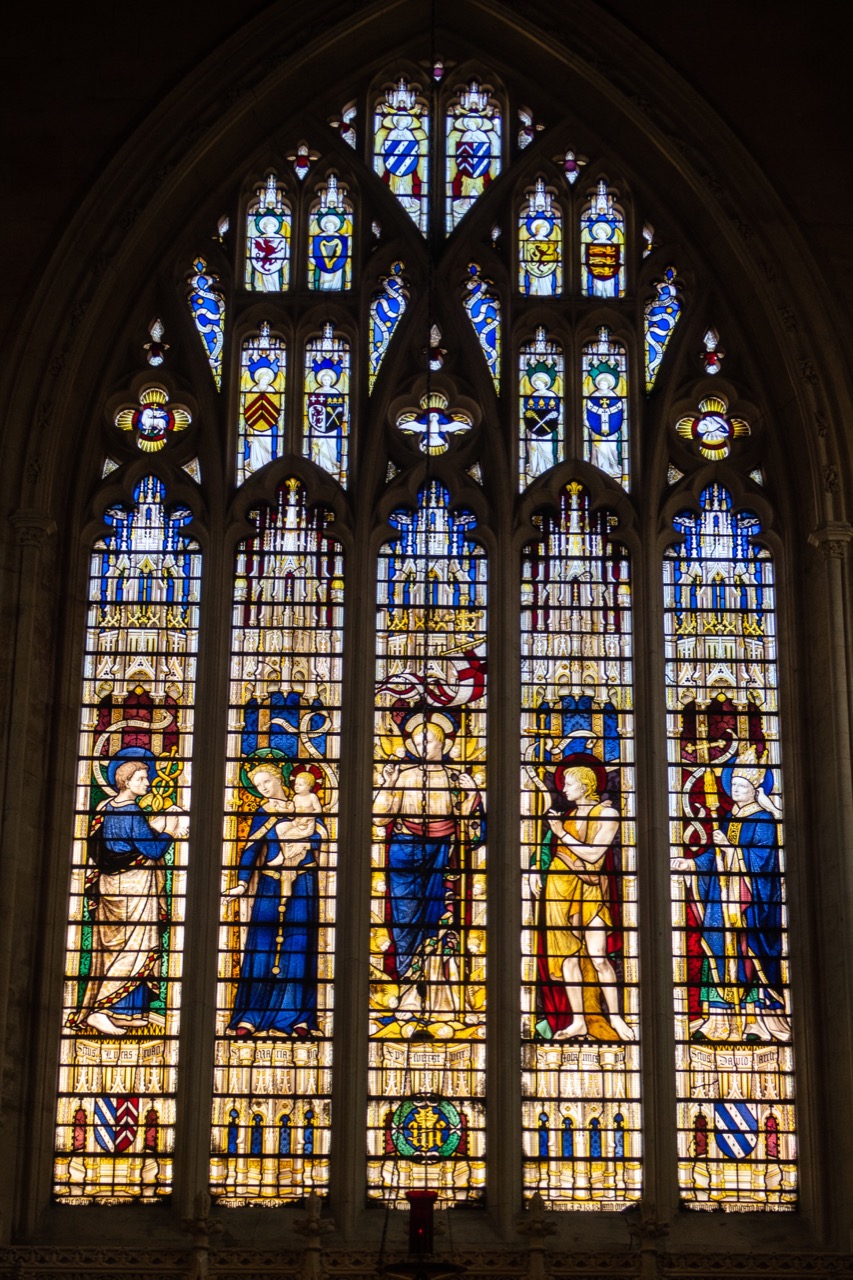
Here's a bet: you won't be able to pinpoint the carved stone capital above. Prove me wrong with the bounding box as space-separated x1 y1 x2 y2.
9 508 57 548
809 521 853 560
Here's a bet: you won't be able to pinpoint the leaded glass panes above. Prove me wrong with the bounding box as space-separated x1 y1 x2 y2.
582 328 629 489
245 173 292 291
463 263 500 390
396 391 472 454
519 327 564 487
369 262 409 392
308 175 354 291
446 80 501 233
580 180 626 299
373 78 430 234
518 179 562 296
644 266 682 391
114 386 191 453
237 323 286 485
521 482 641 1207
54 476 200 1202
368 479 487 1205
211 478 343 1202
187 258 225 388
303 324 350 485
664 484 796 1209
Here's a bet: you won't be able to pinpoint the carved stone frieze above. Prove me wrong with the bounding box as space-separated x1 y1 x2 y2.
1 1248 850 1280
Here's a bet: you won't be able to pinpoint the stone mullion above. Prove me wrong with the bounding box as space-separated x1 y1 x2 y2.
487 511 522 1234
1 511 58 1234
327 499 375 1234
805 523 853 1239
636 505 680 1226
172 507 230 1218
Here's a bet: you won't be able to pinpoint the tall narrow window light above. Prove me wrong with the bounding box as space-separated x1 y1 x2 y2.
519 327 564 487
212 477 343 1202
644 266 682 391
580 180 626 298
54 477 200 1201
368 479 488 1205
521 481 641 1206
369 262 409 392
518 178 562 296
582 328 629 489
664 483 796 1209
303 323 350 486
187 258 225 388
308 175 354 291
463 263 501 391
236 323 286 485
446 80 501 233
373 78 430 234
245 173 292 292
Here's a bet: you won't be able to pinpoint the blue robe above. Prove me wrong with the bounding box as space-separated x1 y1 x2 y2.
385 830 453 981
228 809 319 1035
692 807 784 1013
79 801 173 1024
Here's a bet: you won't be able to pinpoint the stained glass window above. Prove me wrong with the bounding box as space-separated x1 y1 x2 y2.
396 391 472 454
644 266 682 390
308 175 353 291
368 480 487 1206
49 51 807 1228
518 179 562 296
664 484 796 1209
580 180 626 299
245 173 292 292
446 80 501 233
303 323 350 485
521 482 641 1207
373 78 430 234
519 327 564 487
187 258 225 388
237 323 286 485
463 263 500 391
54 476 200 1202
211 477 343 1202
369 262 409 391
582 327 629 488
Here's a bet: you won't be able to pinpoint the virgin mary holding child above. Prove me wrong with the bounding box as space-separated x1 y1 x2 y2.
224 752 327 1038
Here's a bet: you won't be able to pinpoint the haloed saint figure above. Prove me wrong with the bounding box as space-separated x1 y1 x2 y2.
74 747 188 1038
224 757 326 1038
530 757 633 1042
373 710 485 1025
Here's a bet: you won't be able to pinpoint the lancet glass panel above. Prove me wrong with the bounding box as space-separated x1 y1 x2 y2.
308 174 354 291
54 476 200 1202
519 327 564 488
373 78 430 234
518 179 562 296
644 266 682 391
369 262 409 392
582 328 629 490
664 483 796 1209
237 323 286 485
187 258 225 389
521 481 641 1207
368 479 488 1205
580 180 626 299
211 477 343 1202
245 174 292 292
303 324 350 486
463 263 500 391
446 80 501 233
